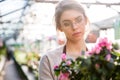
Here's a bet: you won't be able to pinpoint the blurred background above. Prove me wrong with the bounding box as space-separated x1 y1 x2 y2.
0 0 120 80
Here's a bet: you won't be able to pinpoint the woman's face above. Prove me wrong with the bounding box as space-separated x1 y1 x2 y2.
59 9 87 42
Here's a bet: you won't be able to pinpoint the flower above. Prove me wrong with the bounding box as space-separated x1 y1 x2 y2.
61 53 67 61
59 72 69 80
105 54 111 61
54 37 120 80
54 65 59 70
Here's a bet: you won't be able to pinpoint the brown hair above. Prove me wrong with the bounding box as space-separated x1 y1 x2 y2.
55 0 87 29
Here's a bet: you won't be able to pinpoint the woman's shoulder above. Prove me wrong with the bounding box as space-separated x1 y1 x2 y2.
40 45 64 66
41 45 64 59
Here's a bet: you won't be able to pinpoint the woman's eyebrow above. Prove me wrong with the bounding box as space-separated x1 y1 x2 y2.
75 16 82 20
62 20 70 23
62 16 82 22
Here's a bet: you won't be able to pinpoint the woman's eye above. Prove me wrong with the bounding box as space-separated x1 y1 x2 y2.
76 17 82 23
63 22 71 27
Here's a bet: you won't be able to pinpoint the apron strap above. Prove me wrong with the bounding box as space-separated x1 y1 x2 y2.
62 45 88 54
63 45 66 54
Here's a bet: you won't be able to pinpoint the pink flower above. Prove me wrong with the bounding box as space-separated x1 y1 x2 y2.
84 51 91 57
59 73 69 80
105 54 111 61
66 60 71 66
54 65 59 69
61 54 66 61
95 63 100 69
94 45 101 54
89 47 95 55
98 37 112 49
98 37 106 46
106 42 112 50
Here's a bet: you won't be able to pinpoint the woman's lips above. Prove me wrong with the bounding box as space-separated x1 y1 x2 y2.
72 32 81 36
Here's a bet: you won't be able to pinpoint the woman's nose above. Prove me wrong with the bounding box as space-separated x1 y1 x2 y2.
72 23 79 29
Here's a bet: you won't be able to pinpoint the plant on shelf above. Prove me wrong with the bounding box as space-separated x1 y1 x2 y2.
0 40 6 61
14 42 40 80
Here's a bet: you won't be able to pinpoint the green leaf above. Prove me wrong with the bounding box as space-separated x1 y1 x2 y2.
112 51 120 57
54 69 60 76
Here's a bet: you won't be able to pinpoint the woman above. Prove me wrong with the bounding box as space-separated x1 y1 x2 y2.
39 0 89 80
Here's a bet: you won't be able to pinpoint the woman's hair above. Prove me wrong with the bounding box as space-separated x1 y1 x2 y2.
54 0 87 29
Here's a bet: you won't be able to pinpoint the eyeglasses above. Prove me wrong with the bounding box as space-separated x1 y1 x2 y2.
61 16 84 29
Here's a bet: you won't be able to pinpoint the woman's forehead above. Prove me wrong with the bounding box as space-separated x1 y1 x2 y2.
60 9 83 21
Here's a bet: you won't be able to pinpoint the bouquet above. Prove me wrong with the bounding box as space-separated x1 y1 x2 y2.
54 37 120 80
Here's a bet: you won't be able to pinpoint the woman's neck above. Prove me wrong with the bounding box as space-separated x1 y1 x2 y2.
66 39 86 58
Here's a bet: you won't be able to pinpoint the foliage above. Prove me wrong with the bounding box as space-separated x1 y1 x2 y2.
54 37 120 80
0 42 6 61
14 43 40 80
